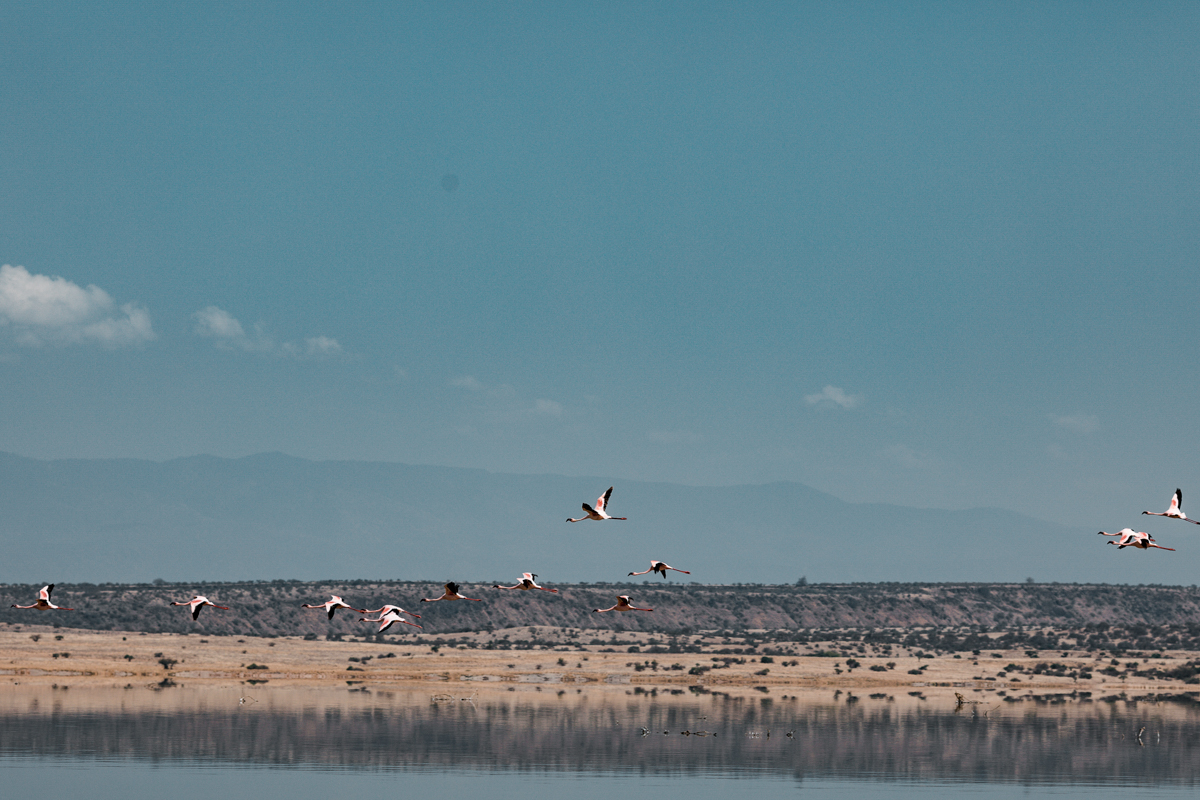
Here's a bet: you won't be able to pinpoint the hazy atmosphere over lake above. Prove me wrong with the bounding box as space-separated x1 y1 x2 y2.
3 3 1199 581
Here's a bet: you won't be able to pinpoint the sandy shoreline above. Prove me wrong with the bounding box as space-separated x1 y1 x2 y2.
2 624 1194 697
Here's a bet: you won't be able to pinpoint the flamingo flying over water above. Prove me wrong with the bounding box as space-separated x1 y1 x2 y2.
10 584 73 611
567 487 627 522
493 573 559 593
593 595 653 613
420 582 483 603
302 595 366 620
1142 489 1200 525
628 561 690 579
170 595 231 620
361 604 420 619
1098 528 1175 551
360 609 423 632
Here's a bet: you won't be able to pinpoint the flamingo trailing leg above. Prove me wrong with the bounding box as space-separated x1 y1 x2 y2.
170 595 231 620
1143 489 1200 525
302 595 366 620
361 610 423 633
1098 529 1175 551
493 573 559 593
567 487 627 522
628 561 690 579
593 595 653 613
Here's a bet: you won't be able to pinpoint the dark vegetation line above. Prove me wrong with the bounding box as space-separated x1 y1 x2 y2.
4 581 1200 654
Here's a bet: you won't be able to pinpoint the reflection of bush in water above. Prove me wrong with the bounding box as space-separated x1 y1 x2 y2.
2 694 1199 782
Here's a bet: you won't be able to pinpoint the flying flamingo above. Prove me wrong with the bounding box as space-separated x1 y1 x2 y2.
628 561 690 579
593 595 653 613
302 595 366 620
1142 489 1200 525
10 584 73 611
360 609 423 632
170 595 231 620
567 486 627 522
361 604 421 619
1097 528 1144 546
493 573 559 593
1098 529 1175 551
1118 530 1175 551
420 582 483 602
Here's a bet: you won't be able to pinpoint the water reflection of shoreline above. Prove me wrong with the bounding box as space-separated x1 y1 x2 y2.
3 687 1200 784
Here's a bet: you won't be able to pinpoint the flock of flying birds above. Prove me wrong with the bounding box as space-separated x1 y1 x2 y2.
1097 488 1200 551
12 486 1193 628
9 487 692 633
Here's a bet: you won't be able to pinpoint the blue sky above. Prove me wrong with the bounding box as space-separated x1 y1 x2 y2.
2 2 1199 527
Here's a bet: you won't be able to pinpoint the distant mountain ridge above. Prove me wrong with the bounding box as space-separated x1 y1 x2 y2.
0 451 1180 585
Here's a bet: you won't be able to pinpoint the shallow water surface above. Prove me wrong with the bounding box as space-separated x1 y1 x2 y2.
2 684 1198 798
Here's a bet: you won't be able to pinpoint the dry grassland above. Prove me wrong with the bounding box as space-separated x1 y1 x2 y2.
2 623 1196 698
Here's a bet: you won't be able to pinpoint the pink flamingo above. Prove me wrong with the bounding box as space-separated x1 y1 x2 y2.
302 595 366 620
360 609 423 632
1142 489 1200 525
628 561 690 579
361 604 420 619
493 573 559 593
170 595 231 620
1098 529 1175 551
1118 530 1176 551
10 584 73 611
593 595 653 613
420 582 482 603
567 486 627 522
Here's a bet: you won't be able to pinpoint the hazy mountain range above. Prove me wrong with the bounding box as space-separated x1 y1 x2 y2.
0 451 1186 585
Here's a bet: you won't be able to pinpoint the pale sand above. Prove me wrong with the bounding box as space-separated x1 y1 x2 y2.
1 624 1193 699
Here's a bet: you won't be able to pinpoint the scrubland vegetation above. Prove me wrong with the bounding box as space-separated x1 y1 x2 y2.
4 581 1200 667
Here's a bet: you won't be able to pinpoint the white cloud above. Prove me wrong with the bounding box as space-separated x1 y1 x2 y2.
0 264 155 347
804 385 863 409
305 336 342 356
1049 413 1099 434
193 306 247 343
451 376 560 422
193 305 341 358
533 399 563 416
451 375 485 391
648 430 702 444
0 265 109 327
82 304 155 345
193 307 272 352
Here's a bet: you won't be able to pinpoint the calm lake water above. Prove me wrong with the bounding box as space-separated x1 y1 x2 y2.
3 683 1198 798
